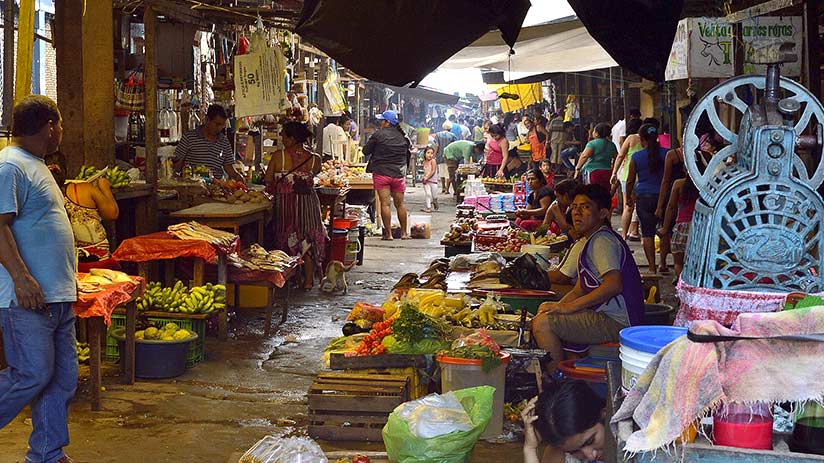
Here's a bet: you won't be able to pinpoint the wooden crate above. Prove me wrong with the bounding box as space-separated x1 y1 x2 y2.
308 373 409 442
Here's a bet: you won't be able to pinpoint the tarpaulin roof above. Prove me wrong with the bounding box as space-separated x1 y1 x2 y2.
440 17 618 75
294 0 531 87
378 84 460 106
568 0 684 82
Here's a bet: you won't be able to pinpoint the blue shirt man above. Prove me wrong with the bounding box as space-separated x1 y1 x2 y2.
0 95 79 463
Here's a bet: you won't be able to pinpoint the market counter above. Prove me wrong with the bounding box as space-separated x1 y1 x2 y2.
169 202 271 244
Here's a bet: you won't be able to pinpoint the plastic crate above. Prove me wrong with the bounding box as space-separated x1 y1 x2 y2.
106 313 205 368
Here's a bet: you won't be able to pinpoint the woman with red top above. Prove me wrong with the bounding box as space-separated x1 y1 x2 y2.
659 173 698 283
265 121 325 290
525 116 548 168
484 123 509 178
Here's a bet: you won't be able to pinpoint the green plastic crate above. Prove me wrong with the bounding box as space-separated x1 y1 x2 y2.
106 314 205 368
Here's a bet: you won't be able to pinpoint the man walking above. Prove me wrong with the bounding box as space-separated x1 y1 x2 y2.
433 122 457 194
0 95 78 463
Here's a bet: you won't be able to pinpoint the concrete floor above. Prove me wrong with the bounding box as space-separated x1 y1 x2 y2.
0 184 677 463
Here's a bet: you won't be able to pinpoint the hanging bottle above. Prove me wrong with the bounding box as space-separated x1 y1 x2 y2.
129 112 140 142
188 109 201 131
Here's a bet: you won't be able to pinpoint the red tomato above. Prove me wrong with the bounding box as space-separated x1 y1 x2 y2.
353 455 370 463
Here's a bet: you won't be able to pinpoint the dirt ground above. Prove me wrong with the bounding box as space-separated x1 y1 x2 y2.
0 185 678 463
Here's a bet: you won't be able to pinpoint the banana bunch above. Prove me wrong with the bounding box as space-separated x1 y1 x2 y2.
76 341 90 364
76 165 100 180
104 166 131 188
180 283 226 314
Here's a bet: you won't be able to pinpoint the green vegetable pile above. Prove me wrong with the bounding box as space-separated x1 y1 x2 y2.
442 345 502 373
392 301 450 344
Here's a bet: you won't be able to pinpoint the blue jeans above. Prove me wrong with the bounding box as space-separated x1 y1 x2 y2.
560 147 579 170
0 302 77 463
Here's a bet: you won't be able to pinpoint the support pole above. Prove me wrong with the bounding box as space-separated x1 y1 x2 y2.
2 0 14 126
14 0 35 103
144 7 158 185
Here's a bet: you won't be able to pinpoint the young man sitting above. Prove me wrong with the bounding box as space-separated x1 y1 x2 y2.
532 184 644 372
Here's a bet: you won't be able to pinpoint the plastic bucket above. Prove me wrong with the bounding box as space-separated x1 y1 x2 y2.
471 289 555 315
330 228 348 263
713 403 773 450
619 326 687 391
438 352 511 439
110 327 196 379
333 218 359 229
643 303 675 325
345 229 361 266
558 359 607 398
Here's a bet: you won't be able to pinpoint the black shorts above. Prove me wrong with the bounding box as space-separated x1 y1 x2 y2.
636 194 660 238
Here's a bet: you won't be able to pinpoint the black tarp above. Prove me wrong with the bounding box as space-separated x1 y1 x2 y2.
295 0 531 87
567 0 684 82
381 84 460 106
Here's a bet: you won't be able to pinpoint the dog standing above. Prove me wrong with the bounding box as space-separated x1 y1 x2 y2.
320 260 356 294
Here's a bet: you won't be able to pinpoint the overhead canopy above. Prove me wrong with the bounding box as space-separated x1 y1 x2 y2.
441 17 618 75
295 0 531 87
568 0 684 82
378 84 460 106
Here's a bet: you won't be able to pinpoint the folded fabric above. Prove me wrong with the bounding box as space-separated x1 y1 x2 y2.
611 305 824 453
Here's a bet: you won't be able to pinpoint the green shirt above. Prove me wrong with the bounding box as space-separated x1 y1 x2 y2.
582 138 617 174
443 140 475 162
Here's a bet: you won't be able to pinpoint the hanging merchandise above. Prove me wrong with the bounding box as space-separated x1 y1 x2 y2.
234 19 289 118
237 33 250 55
323 69 348 115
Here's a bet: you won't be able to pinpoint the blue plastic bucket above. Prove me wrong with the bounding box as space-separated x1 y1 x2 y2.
619 326 687 391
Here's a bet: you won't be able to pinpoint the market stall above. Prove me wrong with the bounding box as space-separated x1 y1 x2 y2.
75 270 144 410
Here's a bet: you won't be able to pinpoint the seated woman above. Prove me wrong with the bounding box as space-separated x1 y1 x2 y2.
522 380 607 463
532 184 644 373
515 169 554 232
264 121 325 290
542 179 578 236
47 157 120 271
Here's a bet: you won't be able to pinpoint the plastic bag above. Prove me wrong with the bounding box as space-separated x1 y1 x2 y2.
239 436 327 463
500 253 550 291
451 329 501 355
346 302 384 323
382 386 495 463
395 391 475 438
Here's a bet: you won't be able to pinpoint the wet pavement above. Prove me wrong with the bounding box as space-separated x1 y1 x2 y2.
0 185 677 463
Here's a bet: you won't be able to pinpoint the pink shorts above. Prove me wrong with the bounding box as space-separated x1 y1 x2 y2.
373 174 406 193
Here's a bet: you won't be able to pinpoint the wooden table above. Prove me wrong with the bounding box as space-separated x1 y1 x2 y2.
169 202 271 244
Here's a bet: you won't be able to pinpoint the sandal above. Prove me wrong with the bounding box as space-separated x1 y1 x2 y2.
401 235 412 240
420 208 433 213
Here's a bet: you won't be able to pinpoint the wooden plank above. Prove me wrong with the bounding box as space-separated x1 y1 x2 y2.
113 307 211 320
308 425 384 442
309 413 390 425
308 395 404 413
329 353 428 370
309 383 404 394
725 0 800 22
634 440 824 463
144 6 158 185
315 373 410 385
169 202 271 219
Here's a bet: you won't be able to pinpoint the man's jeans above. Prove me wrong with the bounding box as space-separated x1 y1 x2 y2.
0 302 77 463
560 147 580 170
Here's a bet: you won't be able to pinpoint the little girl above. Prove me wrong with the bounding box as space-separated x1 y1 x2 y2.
421 146 439 212
659 174 698 283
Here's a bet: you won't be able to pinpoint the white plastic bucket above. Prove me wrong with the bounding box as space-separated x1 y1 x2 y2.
437 352 510 439
521 245 552 269
619 326 687 392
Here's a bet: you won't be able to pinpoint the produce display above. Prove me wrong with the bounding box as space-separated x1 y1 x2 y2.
392 259 449 291
135 281 226 314
167 221 237 246
442 331 503 372
191 165 211 177
75 165 133 188
442 217 477 243
480 176 520 184
317 160 372 188
134 322 195 342
205 179 270 204
474 228 566 253
227 244 299 272
77 269 133 292
76 341 90 364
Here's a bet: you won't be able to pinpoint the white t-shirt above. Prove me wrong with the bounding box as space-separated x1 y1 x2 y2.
323 123 347 157
611 119 625 151
584 231 630 326
557 237 587 281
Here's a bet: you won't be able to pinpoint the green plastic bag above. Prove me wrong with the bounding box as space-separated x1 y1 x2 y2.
382 386 494 463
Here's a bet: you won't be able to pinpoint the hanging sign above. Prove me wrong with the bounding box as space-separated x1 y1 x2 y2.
666 17 734 80
741 16 802 76
234 47 289 117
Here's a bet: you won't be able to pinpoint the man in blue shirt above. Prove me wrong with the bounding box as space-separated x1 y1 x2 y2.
0 95 78 463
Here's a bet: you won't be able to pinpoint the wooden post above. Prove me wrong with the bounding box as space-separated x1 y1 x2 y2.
144 7 158 185
123 299 136 385
55 0 115 176
14 0 35 103
804 0 821 100
2 0 14 126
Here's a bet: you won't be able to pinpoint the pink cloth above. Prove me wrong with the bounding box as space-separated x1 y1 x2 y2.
674 279 798 326
613 305 824 453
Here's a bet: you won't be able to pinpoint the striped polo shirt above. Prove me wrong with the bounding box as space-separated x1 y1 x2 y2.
173 128 235 178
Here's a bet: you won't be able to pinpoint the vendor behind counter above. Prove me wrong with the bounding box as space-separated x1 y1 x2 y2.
173 104 244 182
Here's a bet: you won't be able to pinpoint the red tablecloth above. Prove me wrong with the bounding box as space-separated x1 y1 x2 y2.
228 260 300 288
74 274 144 325
674 279 793 327
112 231 238 264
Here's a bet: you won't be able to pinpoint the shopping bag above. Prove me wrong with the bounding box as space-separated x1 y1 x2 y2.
115 67 145 112
382 386 494 463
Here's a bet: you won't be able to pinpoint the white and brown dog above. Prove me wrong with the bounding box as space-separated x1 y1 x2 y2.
320 260 356 294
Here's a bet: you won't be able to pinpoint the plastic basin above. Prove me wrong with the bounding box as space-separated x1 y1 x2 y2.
557 359 607 398
437 352 510 439
643 303 675 325
110 327 197 379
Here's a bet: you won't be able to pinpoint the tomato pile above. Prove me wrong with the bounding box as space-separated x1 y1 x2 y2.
355 320 394 355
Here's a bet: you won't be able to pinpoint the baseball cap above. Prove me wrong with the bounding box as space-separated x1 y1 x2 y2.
376 110 398 125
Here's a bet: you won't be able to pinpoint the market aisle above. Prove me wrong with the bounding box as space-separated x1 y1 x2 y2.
0 185 523 463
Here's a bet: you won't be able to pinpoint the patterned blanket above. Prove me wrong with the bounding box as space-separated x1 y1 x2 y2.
611 305 824 453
